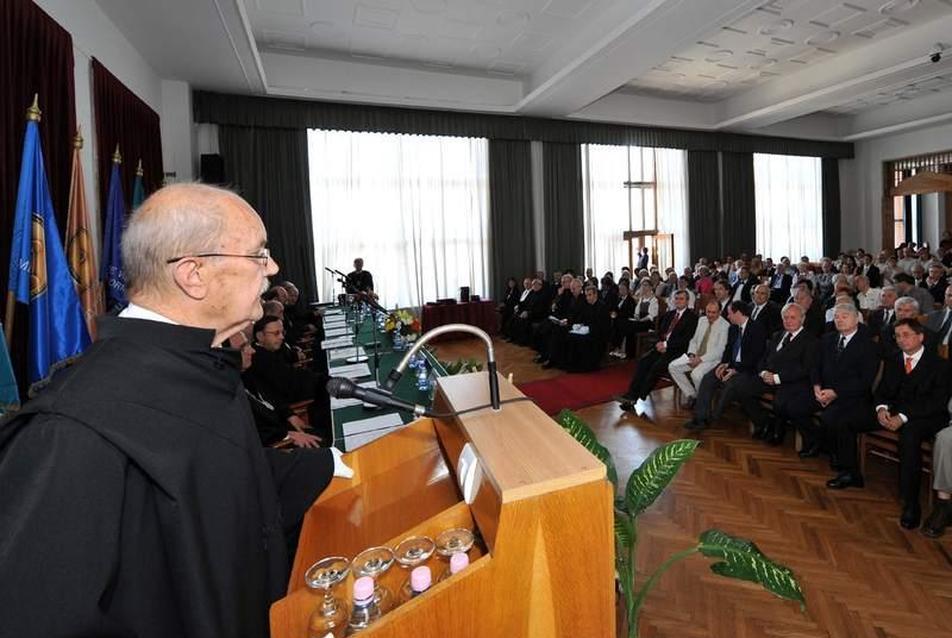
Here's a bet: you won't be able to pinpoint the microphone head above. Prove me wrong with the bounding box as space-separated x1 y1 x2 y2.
326 376 356 399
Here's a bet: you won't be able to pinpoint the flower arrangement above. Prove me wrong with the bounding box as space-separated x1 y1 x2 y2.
383 308 422 341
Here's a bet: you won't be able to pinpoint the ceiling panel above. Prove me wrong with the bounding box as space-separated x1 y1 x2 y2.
625 0 952 101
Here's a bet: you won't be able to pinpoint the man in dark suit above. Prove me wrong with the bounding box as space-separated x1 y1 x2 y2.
795 288 825 337
924 262 948 306
730 265 756 304
769 266 793 304
866 285 897 336
799 304 879 464
925 284 952 349
685 301 767 431
859 253 882 288
735 302 817 445
749 284 782 338
834 319 949 529
618 290 697 410
713 279 732 318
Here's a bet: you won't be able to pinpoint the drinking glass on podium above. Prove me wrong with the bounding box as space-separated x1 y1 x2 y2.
352 546 396 612
393 535 435 602
305 556 351 638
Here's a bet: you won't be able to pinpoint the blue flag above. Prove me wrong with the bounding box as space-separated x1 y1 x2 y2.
7 116 91 394
100 155 127 308
131 159 146 211
0 322 18 414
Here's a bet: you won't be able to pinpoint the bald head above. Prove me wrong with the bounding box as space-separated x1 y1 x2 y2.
122 183 278 346
123 183 258 297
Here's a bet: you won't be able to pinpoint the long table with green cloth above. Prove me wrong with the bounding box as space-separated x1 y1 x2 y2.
321 306 447 451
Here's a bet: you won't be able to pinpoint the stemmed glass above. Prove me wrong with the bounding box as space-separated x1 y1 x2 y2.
435 528 475 580
394 535 436 602
352 546 396 613
305 556 351 638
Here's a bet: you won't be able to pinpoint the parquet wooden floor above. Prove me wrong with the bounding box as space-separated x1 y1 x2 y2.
432 337 952 638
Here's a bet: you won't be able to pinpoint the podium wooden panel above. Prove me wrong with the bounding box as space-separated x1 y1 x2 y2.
271 372 615 638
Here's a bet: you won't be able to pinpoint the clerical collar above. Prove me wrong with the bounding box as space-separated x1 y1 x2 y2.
119 302 178 325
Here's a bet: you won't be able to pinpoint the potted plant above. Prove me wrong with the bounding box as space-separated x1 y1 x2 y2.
554 410 805 638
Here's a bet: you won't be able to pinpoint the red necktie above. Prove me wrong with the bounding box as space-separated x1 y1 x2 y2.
905 356 913 375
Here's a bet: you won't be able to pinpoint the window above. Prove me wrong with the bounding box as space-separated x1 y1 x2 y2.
307 130 490 309
753 154 823 259
581 145 687 275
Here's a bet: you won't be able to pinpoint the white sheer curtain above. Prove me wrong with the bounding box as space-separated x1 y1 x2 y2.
655 148 689 271
308 130 490 310
582 144 688 275
754 153 823 260
582 144 629 276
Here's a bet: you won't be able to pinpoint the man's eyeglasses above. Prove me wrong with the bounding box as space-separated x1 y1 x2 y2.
165 248 271 264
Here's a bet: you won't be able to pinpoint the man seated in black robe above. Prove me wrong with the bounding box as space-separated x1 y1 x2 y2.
346 257 375 294
0 183 344 637
556 285 611 372
533 275 579 362
247 315 332 441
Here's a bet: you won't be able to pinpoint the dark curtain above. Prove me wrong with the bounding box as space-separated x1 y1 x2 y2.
687 150 721 264
543 143 584 274
0 0 76 400
218 126 318 299
822 158 842 256
193 91 854 159
488 140 536 299
92 58 163 219
720 152 756 257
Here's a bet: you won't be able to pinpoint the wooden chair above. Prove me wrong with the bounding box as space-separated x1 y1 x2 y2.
858 429 935 507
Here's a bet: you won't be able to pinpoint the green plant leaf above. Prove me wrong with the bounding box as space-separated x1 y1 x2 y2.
697 529 806 609
554 409 618 488
614 511 635 552
624 439 699 516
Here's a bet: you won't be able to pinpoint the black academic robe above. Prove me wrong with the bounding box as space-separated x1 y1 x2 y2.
0 318 306 638
345 269 374 293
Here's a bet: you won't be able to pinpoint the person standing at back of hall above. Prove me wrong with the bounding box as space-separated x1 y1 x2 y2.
346 257 374 294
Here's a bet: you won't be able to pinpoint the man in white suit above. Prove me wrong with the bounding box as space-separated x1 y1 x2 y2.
667 300 729 407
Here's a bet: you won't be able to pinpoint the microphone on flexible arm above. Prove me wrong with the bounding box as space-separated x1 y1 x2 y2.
381 323 501 411
326 377 429 417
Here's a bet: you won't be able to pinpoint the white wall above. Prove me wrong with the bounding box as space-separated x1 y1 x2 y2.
841 120 952 251
32 0 172 258
160 80 194 183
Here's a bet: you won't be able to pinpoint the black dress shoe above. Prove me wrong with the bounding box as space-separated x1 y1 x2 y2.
922 500 952 538
619 401 636 413
829 454 844 471
900 503 922 530
533 354 544 363
826 472 865 489
798 444 820 459
540 360 553 368
766 429 785 446
751 424 768 440
684 419 708 431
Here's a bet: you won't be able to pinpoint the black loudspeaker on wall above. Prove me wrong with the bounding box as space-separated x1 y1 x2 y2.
200 153 225 185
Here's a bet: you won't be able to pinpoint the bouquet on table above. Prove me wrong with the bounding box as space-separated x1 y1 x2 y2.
384 309 422 343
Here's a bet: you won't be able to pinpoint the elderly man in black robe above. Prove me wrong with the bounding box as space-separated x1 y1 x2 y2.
0 183 342 637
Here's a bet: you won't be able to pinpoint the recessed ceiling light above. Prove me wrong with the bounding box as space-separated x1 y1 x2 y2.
759 19 794 36
806 30 840 45
704 49 734 62
880 0 920 15
707 80 729 89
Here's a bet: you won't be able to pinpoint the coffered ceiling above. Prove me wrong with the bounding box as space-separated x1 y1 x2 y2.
96 0 952 141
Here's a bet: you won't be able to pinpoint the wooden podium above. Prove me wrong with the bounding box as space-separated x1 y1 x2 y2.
270 372 615 637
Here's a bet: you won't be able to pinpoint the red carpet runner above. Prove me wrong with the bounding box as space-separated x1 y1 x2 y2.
515 361 638 415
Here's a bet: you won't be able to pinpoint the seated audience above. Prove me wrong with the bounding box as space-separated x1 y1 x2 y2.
749 284 782 337
608 281 636 358
666 301 729 407
924 262 949 306
546 286 609 371
926 284 952 349
617 290 697 411
737 302 817 446
893 272 934 313
503 277 533 340
831 319 947 530
497 276 520 333
684 301 766 431
854 274 881 311
799 304 878 463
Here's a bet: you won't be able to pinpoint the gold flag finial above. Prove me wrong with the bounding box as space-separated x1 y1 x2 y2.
26 94 41 122
74 126 84 149
135 159 143 176
112 144 122 164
